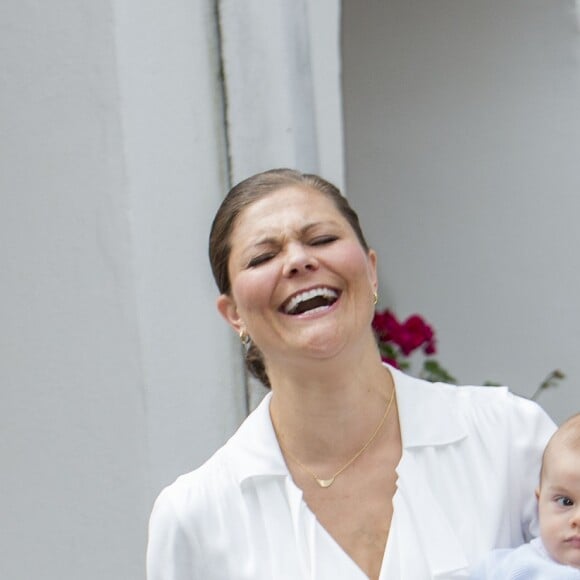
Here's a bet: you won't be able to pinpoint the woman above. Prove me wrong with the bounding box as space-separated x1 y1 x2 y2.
147 168 556 579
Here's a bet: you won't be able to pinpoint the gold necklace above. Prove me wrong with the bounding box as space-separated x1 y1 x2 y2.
274 386 396 488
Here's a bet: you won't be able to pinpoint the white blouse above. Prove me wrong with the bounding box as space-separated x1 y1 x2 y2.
147 366 555 579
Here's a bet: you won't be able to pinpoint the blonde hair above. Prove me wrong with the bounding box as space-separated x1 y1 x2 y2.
540 412 580 483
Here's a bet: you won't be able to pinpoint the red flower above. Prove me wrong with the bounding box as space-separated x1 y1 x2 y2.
373 308 461 386
398 314 436 356
424 338 436 355
373 309 437 356
372 309 401 342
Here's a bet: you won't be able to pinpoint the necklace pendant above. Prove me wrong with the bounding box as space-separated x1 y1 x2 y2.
316 477 335 488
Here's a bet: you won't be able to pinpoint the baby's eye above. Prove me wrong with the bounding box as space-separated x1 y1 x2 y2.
247 253 275 268
310 235 338 246
555 496 574 507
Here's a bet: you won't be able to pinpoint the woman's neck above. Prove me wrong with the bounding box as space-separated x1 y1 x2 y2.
267 343 395 463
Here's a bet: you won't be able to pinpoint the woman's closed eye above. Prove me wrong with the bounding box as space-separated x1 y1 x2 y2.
247 252 276 268
246 235 337 267
310 235 338 246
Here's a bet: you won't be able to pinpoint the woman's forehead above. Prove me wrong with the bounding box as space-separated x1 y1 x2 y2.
231 186 342 236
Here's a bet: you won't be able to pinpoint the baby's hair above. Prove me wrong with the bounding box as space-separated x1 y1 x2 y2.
540 412 580 483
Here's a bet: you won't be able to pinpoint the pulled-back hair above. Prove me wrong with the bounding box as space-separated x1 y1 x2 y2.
208 168 370 387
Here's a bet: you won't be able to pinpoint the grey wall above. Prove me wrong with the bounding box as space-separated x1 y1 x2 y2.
0 0 244 578
342 0 580 423
0 0 345 576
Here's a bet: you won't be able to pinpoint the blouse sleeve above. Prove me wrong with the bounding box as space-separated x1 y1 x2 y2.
507 394 556 541
147 486 201 580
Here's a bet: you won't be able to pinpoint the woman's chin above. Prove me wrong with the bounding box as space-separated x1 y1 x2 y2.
289 328 351 361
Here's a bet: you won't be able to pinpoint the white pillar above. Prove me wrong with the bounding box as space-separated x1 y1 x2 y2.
0 0 242 578
219 0 344 189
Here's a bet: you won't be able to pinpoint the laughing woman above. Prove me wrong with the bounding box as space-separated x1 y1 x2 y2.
147 169 555 579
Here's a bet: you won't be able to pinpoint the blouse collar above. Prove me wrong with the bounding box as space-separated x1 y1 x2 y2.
226 364 468 485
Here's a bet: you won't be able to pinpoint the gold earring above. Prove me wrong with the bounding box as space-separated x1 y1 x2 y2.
373 291 378 306
239 329 250 347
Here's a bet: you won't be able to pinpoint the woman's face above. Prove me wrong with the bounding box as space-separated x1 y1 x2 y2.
216 186 377 368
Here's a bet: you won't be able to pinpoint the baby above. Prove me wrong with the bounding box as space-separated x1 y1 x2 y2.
472 412 580 578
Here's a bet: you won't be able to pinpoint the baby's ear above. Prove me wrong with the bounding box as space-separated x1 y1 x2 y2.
535 488 540 500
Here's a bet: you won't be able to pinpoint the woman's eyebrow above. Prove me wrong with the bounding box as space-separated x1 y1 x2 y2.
248 221 340 248
301 220 340 234
252 237 279 247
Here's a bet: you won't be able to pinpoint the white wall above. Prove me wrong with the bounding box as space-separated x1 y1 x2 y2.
0 0 242 578
219 0 344 188
112 0 245 500
342 0 580 423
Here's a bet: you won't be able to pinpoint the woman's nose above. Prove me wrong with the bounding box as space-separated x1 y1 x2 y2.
282 243 319 277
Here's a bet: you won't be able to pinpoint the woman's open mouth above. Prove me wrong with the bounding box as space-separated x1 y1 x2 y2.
280 287 340 316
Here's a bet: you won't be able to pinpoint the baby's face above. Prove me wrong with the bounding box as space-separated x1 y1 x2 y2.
537 446 580 567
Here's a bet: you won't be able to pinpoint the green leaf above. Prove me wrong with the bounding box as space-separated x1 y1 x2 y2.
530 369 566 401
419 359 457 384
483 381 502 387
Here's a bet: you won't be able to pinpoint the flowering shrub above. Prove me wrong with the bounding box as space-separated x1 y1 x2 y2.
372 308 564 398
372 308 456 383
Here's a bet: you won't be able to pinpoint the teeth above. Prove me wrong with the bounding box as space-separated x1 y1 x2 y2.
283 287 338 314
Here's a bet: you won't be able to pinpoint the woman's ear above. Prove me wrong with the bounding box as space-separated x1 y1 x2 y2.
216 293 244 335
368 248 378 290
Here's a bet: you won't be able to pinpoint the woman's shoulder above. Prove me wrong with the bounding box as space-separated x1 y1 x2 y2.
153 444 235 523
393 367 555 448
147 434 258 578
151 393 277 523
395 366 550 420
453 381 553 430
444 380 555 445
404 368 551 422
